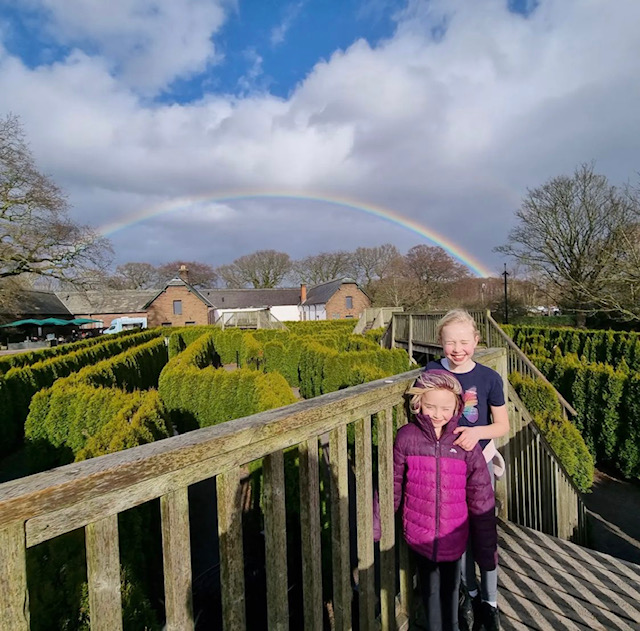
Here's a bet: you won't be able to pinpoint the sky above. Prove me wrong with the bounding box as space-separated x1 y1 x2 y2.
1 0 639 279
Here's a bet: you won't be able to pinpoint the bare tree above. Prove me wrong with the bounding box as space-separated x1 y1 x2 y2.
351 244 401 286
156 260 218 288
0 115 112 299
112 262 162 289
496 163 638 324
293 251 354 285
217 250 292 288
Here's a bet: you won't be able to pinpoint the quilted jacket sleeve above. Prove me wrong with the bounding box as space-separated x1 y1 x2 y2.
466 445 498 571
393 428 408 513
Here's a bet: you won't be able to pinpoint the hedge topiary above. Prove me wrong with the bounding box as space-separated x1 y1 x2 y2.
509 372 594 492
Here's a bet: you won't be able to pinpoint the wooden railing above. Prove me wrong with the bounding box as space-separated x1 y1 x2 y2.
0 346 586 630
0 369 421 631
499 384 587 542
353 307 404 335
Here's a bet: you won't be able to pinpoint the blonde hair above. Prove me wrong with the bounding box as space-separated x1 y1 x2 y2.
436 309 480 344
407 370 463 415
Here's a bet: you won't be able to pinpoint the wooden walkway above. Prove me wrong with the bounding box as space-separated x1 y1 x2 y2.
497 520 640 631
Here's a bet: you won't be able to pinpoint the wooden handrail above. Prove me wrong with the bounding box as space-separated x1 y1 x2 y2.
484 312 577 417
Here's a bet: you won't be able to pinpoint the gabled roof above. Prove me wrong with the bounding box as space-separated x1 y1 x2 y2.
201 288 301 309
2 290 72 317
57 290 157 314
143 277 214 309
302 278 364 306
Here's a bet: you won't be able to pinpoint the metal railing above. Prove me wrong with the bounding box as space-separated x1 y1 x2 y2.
215 310 287 330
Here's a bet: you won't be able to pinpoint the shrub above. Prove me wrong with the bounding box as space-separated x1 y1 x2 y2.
510 372 594 492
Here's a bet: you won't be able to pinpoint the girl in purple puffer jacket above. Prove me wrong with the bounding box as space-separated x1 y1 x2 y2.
394 370 497 631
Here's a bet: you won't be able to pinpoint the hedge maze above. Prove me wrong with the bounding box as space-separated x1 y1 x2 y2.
504 324 640 481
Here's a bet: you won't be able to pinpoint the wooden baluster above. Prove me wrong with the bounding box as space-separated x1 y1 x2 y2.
355 416 375 631
377 408 396 631
86 514 123 631
217 468 246 631
396 404 413 624
0 521 30 631
329 424 352 631
263 450 289 631
299 437 323 631
161 488 194 631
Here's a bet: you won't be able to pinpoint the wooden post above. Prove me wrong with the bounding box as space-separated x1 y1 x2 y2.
355 417 375 631
377 409 396 631
263 451 289 631
299 438 323 631
161 488 194 631
86 514 123 631
0 521 30 631
390 315 396 349
217 468 246 631
408 315 413 361
329 424 351 631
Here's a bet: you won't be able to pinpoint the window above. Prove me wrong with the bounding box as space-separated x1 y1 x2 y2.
332 313 340 319
345 296 353 309
185 321 195 326
162 322 172 327
345 315 354 319
173 300 182 315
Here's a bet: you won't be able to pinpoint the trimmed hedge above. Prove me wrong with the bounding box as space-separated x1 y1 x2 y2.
503 324 640 371
0 328 145 375
509 372 594 492
527 352 639 479
159 332 296 431
298 339 410 398
0 329 161 456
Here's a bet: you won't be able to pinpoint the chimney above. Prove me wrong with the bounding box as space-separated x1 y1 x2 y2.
178 264 189 284
300 283 307 303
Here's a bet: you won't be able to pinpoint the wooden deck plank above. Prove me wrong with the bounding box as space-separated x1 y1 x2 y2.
499 532 640 618
495 522 640 631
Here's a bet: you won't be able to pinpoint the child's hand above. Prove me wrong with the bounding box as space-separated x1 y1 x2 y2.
453 426 480 451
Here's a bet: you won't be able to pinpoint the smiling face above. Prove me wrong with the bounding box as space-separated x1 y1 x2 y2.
420 388 458 437
440 321 479 372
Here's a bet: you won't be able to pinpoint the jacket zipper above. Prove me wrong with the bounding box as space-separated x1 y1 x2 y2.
434 439 440 559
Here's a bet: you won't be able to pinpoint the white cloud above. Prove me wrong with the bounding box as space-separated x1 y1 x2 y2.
14 0 232 93
1 0 639 273
270 1 305 47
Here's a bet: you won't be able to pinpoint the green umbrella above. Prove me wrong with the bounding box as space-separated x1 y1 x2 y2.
0 318 43 327
38 318 74 326
69 318 102 325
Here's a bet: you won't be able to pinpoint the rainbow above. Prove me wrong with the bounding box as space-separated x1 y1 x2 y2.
98 192 494 277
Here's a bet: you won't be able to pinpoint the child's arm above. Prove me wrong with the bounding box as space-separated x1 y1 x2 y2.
466 446 498 571
453 404 509 451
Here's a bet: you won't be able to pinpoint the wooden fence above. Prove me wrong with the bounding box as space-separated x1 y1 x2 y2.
0 345 586 630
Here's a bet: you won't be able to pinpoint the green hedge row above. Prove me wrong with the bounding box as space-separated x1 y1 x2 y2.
0 328 144 375
159 332 296 432
509 372 594 492
0 329 161 456
25 386 170 472
528 352 640 479
503 324 640 371
24 337 170 469
167 326 213 358
298 339 410 399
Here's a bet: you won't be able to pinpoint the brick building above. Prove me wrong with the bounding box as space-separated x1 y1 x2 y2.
300 278 370 320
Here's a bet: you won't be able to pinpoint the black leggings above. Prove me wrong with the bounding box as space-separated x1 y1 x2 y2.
415 555 462 631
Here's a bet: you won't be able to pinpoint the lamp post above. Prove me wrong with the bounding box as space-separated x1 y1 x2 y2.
502 264 509 324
